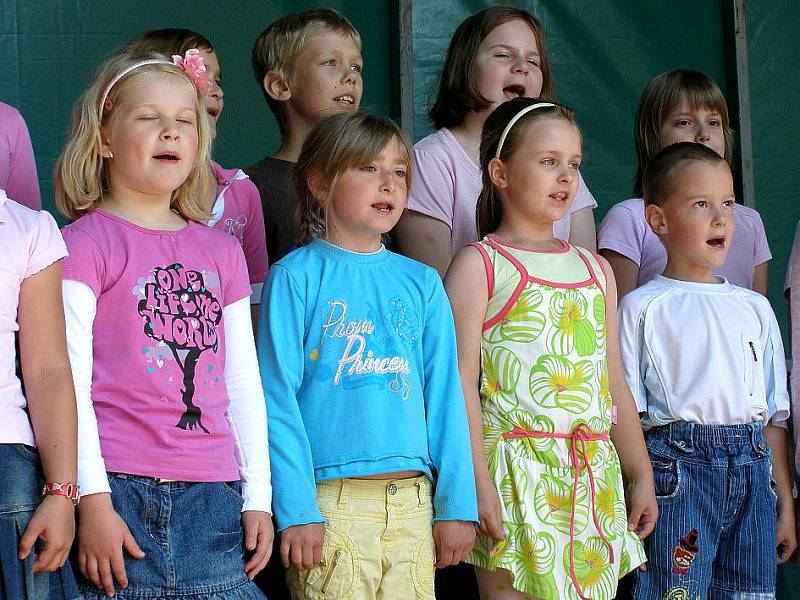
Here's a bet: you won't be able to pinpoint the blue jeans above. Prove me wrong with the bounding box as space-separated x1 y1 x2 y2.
0 443 80 600
634 422 777 600
78 474 265 599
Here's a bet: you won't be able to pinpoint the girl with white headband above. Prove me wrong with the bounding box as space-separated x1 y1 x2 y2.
444 97 656 600
54 50 271 599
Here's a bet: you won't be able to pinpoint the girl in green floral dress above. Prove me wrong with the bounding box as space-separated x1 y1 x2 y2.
444 98 657 600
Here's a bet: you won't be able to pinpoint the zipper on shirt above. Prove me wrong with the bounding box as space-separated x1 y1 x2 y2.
749 341 758 362
320 548 342 595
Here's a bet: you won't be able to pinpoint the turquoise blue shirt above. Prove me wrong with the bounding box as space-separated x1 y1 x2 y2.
258 239 478 530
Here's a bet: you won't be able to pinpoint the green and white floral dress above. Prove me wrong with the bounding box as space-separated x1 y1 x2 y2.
465 234 645 600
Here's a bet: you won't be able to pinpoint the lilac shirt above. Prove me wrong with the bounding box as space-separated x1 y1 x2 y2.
407 128 598 258
598 198 771 289
61 210 251 481
0 190 66 445
209 162 268 297
0 102 40 210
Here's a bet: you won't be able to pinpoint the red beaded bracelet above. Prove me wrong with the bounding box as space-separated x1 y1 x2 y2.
42 482 80 506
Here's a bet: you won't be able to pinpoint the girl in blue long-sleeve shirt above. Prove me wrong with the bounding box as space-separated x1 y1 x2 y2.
257 111 477 599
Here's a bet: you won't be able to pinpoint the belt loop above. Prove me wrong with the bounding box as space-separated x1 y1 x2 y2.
416 480 425 507
337 479 349 510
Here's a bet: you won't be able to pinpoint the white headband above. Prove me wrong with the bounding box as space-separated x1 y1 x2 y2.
494 102 557 158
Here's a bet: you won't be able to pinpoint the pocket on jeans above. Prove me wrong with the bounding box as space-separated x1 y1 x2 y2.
410 534 435 600
12 443 39 463
292 525 358 599
650 454 681 499
219 480 245 504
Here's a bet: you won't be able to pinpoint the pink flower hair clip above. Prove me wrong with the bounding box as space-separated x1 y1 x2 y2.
172 49 210 93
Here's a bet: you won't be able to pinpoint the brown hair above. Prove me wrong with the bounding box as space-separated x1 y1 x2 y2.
120 28 214 57
642 141 729 207
429 6 555 130
633 69 734 196
55 51 214 222
293 111 411 245
476 97 579 238
252 9 362 137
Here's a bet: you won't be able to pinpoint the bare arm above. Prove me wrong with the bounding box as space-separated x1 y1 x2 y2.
599 249 640 301
752 261 769 297
602 256 657 539
568 207 597 251
763 423 797 563
17 261 77 572
394 211 453 277
443 247 503 540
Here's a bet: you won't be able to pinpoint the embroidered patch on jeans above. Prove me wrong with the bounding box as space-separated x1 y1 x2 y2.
671 528 699 574
663 586 690 600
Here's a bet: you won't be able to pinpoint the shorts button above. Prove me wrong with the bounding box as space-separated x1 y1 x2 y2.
388 483 397 495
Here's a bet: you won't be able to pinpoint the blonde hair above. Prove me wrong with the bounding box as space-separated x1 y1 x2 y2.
633 69 734 197
252 9 361 137
293 111 411 246
55 51 214 222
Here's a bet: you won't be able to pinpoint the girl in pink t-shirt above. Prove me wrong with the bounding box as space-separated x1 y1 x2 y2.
54 50 271 599
0 189 79 598
121 29 269 303
395 6 598 276
0 101 41 210
598 69 771 299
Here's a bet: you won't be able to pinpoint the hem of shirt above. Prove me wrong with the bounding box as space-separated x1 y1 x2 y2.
314 455 432 483
596 240 642 265
101 464 241 483
24 250 67 280
402 201 454 230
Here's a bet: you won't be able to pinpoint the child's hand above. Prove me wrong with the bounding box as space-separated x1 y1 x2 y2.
280 522 325 571
432 520 476 568
476 478 505 541
77 493 145 598
242 510 274 579
777 501 797 564
18 494 75 573
625 479 658 540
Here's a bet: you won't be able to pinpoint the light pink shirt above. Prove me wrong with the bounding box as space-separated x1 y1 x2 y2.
209 162 268 298
0 190 66 445
598 198 771 289
407 128 598 258
0 102 41 210
61 210 251 481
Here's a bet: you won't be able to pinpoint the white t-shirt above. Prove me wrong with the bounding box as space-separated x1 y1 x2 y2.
618 274 789 428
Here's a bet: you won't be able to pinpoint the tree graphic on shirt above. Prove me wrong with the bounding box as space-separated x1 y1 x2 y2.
138 263 222 433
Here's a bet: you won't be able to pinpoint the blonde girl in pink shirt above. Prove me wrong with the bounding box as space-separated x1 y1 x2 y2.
395 6 598 276
55 50 271 599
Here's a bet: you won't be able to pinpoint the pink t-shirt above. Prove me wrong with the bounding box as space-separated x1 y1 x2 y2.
0 190 66 445
407 128 598 258
598 198 771 289
209 162 268 295
0 102 41 210
61 210 251 481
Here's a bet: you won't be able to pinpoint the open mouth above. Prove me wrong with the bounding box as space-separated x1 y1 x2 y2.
706 236 726 249
371 202 393 213
503 84 526 100
549 191 568 202
153 152 180 163
334 95 355 106
206 107 220 118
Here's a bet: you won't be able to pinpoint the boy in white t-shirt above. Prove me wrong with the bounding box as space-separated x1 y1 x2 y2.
617 142 795 599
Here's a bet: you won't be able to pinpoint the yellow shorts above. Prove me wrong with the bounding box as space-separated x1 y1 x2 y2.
287 476 435 600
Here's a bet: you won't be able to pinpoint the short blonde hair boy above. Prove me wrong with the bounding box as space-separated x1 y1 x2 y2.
251 9 361 137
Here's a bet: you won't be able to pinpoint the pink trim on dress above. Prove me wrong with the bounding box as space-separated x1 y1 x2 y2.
481 238 598 331
468 242 494 298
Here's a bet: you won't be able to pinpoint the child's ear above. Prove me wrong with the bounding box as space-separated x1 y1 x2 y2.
645 202 668 235
264 70 291 101
487 157 508 189
307 170 328 201
98 127 114 159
